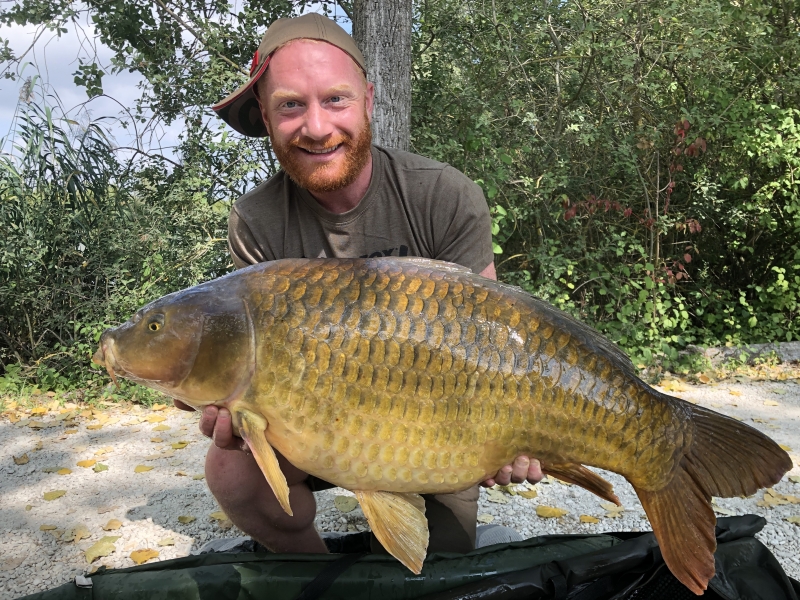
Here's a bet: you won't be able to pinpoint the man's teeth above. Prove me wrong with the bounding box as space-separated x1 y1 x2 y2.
303 145 340 154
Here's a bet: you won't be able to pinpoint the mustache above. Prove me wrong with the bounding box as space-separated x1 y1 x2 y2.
290 134 352 152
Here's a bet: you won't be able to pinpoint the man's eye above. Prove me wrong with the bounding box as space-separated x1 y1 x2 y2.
284 101 298 109
330 96 341 103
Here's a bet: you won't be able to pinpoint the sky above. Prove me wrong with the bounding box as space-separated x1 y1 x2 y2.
0 3 351 160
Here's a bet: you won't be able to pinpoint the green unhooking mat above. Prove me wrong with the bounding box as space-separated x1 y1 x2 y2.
18 515 800 600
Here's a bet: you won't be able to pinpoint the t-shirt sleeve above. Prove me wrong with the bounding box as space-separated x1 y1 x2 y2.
228 205 269 269
430 165 494 273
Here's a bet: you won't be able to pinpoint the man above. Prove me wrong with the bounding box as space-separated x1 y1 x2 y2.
182 12 542 557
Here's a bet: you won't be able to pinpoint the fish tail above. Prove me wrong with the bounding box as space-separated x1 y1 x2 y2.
636 402 791 596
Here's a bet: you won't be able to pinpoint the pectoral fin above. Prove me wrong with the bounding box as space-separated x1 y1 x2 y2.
355 490 428 574
543 462 620 506
236 409 292 516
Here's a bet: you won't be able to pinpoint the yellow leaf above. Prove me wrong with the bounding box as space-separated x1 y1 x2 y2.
150 438 163 443
151 404 168 411
580 515 600 524
31 407 48 415
764 400 779 406
477 514 494 524
93 463 109 473
178 515 195 524
13 453 29 465
28 420 47 429
486 489 509 504
171 441 190 450
94 446 114 456
130 549 159 565
43 466 62 473
779 445 792 452
788 516 800 525
134 465 154 473
64 525 91 543
40 524 57 531
789 476 800 484
145 415 167 423
192 474 205 480
334 496 359 513
711 403 723 408
86 424 103 430
85 536 120 563
660 379 687 392
729 390 742 396
103 519 122 531
536 505 568 518
209 511 228 521
518 489 539 499
599 502 619 510
175 471 188 477
77 460 96 468
25 505 32 511
157 537 175 546
43 490 66 501
153 424 171 431
65 428 78 434
698 374 711 384
57 468 72 476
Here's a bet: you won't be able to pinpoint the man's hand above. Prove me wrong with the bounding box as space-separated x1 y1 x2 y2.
481 456 543 488
173 400 249 452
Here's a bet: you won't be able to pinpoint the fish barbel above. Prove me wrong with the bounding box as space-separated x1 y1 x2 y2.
93 257 790 594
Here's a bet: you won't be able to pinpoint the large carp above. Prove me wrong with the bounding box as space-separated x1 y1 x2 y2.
93 257 790 594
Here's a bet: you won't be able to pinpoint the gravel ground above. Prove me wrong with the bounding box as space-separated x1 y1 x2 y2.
1 376 798 599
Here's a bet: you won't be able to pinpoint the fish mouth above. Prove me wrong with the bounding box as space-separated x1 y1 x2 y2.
92 339 122 389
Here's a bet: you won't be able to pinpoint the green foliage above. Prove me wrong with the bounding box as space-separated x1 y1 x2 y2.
412 0 800 368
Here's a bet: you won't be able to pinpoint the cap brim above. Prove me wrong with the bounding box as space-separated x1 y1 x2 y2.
212 58 270 138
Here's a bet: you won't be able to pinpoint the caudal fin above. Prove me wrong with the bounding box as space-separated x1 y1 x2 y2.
637 402 791 595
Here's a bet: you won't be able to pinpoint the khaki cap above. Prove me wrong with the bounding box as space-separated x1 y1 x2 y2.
212 13 366 137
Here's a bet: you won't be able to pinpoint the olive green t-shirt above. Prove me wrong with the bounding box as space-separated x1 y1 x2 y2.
227 145 494 273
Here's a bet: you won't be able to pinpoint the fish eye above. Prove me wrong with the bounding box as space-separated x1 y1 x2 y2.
146 314 165 332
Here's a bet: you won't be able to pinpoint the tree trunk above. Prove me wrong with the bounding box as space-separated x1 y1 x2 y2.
352 0 412 151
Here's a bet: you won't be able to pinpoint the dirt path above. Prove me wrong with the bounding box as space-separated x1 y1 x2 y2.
0 375 798 598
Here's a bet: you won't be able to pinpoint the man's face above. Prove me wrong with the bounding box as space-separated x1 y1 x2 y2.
257 39 374 193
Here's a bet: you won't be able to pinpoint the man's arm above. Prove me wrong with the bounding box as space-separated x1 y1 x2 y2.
477 262 544 488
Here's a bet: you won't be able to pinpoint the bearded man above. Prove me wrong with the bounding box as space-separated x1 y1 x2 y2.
184 12 543 558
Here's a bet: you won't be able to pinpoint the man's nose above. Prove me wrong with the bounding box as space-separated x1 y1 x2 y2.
302 102 334 140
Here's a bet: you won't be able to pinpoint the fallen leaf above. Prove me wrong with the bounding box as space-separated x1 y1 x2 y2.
536 505 568 518
764 400 779 406
175 471 188 477
134 465 154 473
153 425 171 432
43 466 63 473
712 504 736 516
43 490 66 501
65 429 78 435
85 536 120 563
77 460 96 468
157 537 175 547
192 474 205 481
518 489 538 499
13 454 29 465
63 525 91 543
40 524 57 531
86 424 104 430
779 445 792 452
171 441 190 450
496 485 517 496
97 505 118 515
94 447 114 456
150 438 163 443
145 415 167 423
151 404 168 411
787 516 800 526
103 519 122 531
486 488 509 504
209 511 228 521
789 476 800 484
580 515 600 524
697 374 711 384
753 418 767 423
728 390 742 396
711 403 723 408
25 505 32 511
334 496 359 513
477 514 494 524
57 468 72 476
31 407 48 415
177 515 195 524
93 463 108 473
130 549 159 565
660 379 687 392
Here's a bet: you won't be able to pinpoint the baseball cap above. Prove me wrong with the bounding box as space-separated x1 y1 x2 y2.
212 13 367 137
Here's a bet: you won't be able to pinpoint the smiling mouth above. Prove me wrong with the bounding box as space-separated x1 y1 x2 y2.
299 144 341 155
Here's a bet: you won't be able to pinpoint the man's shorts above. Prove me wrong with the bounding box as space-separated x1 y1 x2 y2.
306 476 479 554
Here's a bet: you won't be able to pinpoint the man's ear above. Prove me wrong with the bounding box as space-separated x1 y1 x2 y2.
365 81 375 122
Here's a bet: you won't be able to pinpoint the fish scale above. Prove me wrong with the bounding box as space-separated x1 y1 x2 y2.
94 256 791 593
